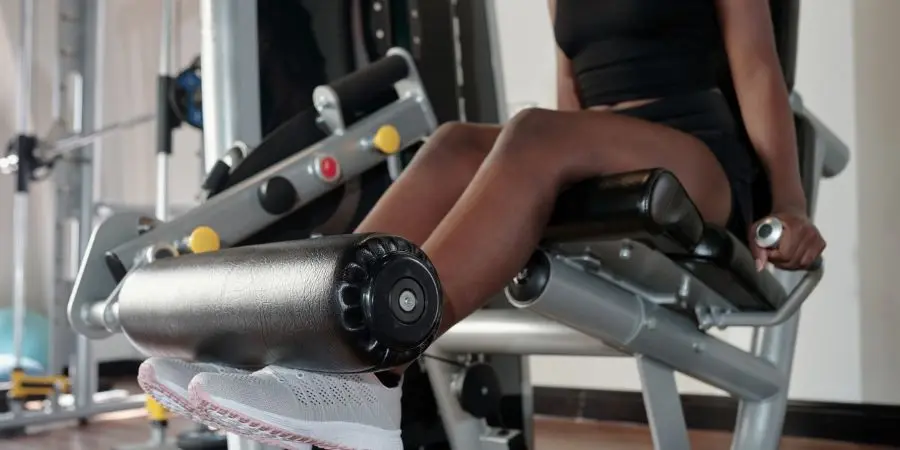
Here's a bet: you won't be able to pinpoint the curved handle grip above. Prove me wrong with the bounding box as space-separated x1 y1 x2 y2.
754 217 823 271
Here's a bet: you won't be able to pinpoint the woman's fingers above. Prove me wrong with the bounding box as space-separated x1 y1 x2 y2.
800 233 826 268
768 225 824 269
789 229 817 268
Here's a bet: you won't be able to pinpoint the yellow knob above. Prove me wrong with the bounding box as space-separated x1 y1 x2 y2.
372 125 402 154
188 226 221 254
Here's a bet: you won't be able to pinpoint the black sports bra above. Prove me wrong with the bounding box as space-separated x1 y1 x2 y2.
554 0 722 107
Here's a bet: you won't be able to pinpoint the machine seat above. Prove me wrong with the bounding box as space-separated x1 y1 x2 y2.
545 170 704 254
545 169 787 312
672 227 787 311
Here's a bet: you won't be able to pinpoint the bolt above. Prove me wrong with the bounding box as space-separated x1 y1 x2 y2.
678 276 691 299
619 243 632 260
481 387 489 396
399 290 417 312
512 268 530 285
692 342 705 353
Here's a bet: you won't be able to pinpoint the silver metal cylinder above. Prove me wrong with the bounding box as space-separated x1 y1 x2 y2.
16 0 34 134
436 309 626 356
11 193 29 366
159 0 175 76
155 152 169 221
513 253 784 401
199 0 262 173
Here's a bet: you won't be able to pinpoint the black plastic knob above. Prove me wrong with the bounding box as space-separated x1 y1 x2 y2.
257 176 297 215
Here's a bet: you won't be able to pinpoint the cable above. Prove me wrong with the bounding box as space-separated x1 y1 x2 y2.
421 353 466 368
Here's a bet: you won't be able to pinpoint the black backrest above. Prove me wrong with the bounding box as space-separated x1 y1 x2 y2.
716 0 802 221
257 0 356 135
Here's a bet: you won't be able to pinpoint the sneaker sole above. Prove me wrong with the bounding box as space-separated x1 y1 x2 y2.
138 364 299 449
137 363 197 419
189 385 401 450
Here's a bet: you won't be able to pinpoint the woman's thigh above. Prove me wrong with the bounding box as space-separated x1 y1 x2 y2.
495 107 735 226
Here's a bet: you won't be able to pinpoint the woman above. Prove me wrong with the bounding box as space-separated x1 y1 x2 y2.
139 1 826 449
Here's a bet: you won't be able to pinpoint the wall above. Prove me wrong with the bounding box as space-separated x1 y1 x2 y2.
0 0 203 362
854 0 900 406
491 0 868 403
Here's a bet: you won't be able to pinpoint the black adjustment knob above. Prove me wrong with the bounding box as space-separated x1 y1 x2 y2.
257 176 297 215
457 363 503 419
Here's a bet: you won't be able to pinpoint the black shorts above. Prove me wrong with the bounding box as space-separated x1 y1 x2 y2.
616 90 758 240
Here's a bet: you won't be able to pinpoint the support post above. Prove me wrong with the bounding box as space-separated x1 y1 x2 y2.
11 0 36 379
637 355 691 450
72 0 105 411
199 3 262 448
199 0 262 172
423 352 486 449
731 271 804 450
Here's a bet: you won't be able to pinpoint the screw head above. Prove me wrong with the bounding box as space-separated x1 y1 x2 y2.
398 290 417 312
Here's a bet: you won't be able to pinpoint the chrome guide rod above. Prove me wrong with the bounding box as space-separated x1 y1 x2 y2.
11 0 36 373
73 0 105 410
156 0 176 221
199 0 262 172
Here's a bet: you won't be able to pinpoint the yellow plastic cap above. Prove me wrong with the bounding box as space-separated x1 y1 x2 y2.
146 397 170 421
188 226 221 253
373 125 402 154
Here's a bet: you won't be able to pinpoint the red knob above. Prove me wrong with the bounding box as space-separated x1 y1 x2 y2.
316 156 341 182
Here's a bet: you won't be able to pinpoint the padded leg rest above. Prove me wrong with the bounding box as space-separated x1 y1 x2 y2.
543 168 786 313
546 169 704 253
116 234 442 373
671 227 787 311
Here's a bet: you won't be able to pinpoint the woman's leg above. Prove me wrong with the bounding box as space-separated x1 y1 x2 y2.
424 108 733 330
354 122 501 245
187 108 736 450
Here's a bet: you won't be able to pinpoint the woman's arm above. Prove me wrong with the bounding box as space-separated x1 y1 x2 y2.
717 0 825 269
548 0 581 111
715 0 807 214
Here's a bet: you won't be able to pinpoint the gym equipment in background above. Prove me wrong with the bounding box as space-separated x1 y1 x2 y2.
0 309 50 382
170 56 203 130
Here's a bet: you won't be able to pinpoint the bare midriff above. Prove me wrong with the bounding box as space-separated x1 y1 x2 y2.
587 97 660 112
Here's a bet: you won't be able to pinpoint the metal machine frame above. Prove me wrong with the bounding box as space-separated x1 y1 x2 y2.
5 4 852 450
1 0 147 434
413 2 851 450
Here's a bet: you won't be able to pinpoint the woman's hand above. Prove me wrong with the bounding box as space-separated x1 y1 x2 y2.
749 210 826 271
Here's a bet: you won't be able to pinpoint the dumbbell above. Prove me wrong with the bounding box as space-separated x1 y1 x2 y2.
754 217 822 270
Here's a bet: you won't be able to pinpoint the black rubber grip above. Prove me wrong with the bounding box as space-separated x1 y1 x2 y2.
202 160 230 192
116 234 442 373
13 134 37 193
329 54 408 120
156 75 176 155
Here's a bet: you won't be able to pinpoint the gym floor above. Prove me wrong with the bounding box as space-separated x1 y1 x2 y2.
3 412 892 450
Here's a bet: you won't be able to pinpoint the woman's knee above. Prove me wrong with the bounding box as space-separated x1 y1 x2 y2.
491 108 571 181
415 122 498 167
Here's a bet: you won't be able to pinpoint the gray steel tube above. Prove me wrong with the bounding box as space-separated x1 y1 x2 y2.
436 309 626 356
508 252 785 401
199 0 261 172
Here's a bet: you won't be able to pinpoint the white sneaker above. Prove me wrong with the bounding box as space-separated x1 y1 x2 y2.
188 366 403 450
137 357 249 420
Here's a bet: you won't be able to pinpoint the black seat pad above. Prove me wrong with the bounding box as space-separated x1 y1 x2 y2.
546 169 704 254
545 169 786 311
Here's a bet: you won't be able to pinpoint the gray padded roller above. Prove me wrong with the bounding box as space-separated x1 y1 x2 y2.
117 234 442 373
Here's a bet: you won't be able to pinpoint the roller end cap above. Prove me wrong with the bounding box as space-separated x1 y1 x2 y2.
338 235 442 369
